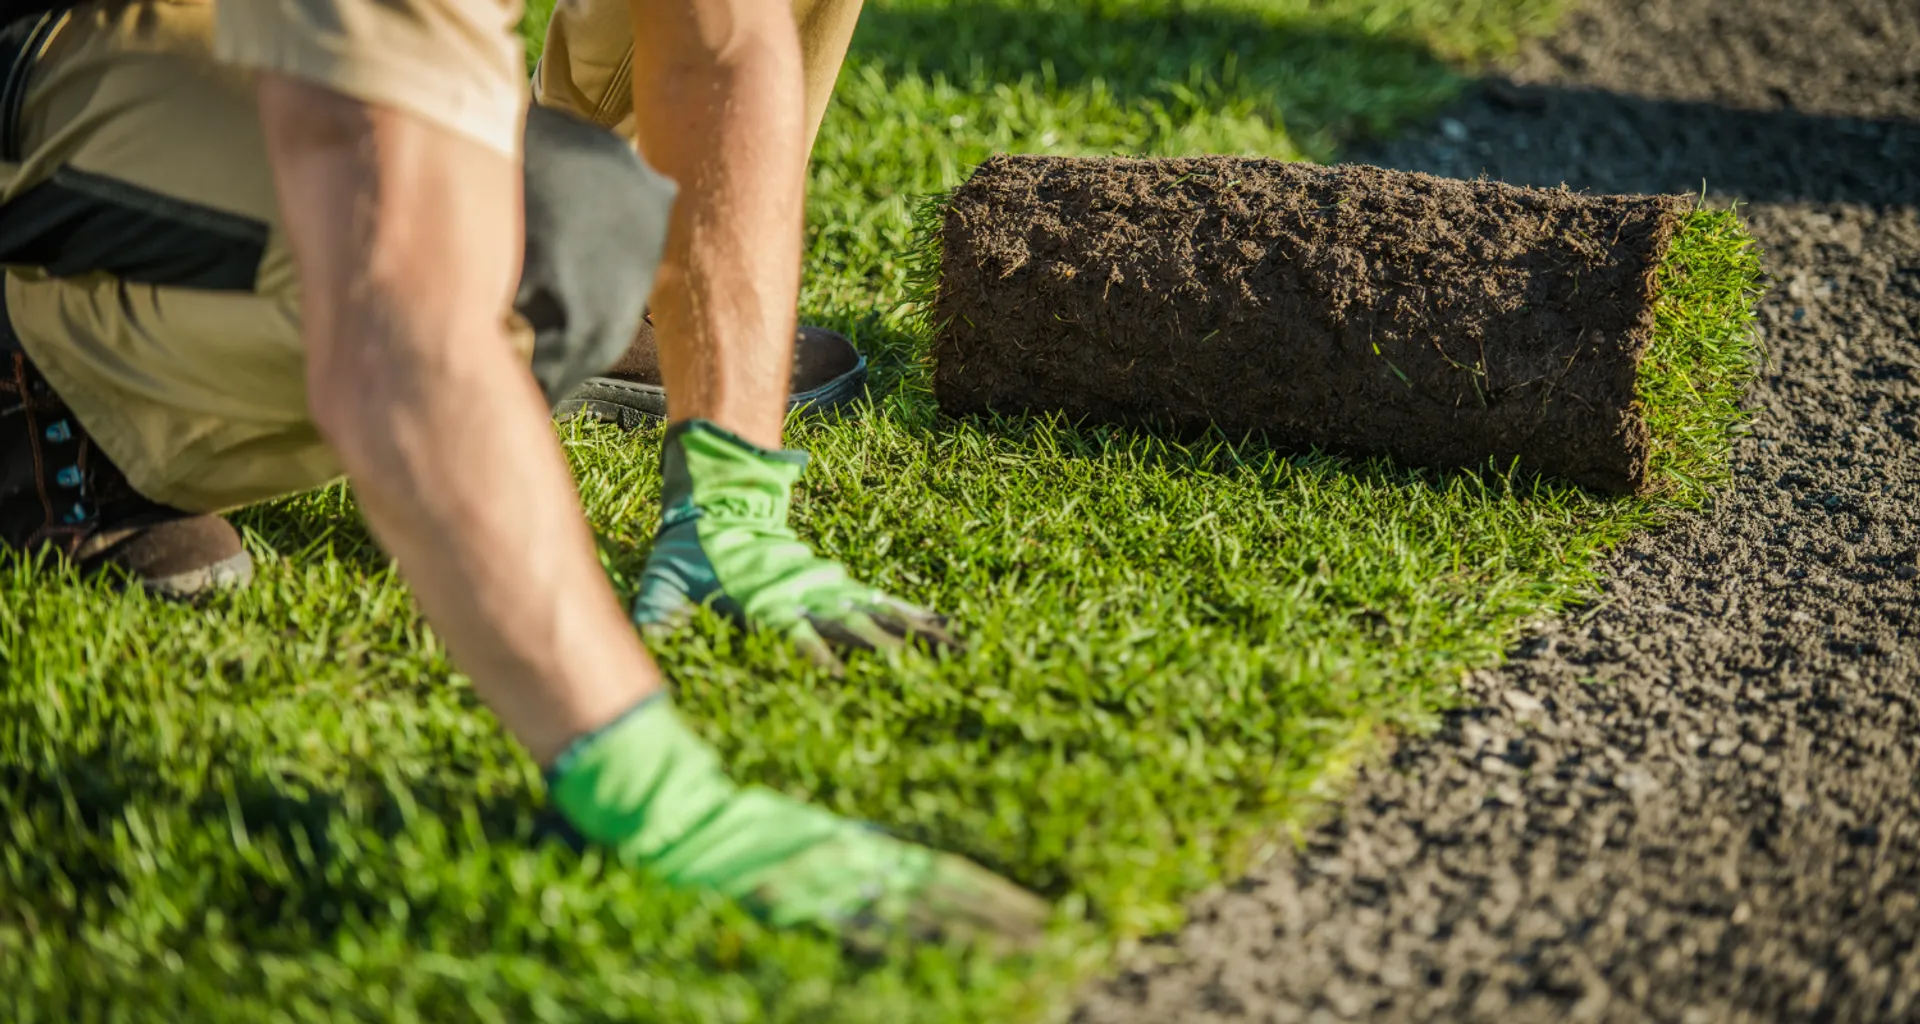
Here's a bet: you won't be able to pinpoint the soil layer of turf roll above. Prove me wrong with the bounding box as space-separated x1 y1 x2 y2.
931 154 1701 494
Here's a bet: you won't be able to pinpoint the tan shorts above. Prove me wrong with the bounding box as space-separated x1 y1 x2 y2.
217 0 525 156
0 1 551 514
1 1 365 514
0 0 851 515
535 0 864 153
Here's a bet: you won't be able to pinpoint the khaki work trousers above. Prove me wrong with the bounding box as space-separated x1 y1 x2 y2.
0 0 863 515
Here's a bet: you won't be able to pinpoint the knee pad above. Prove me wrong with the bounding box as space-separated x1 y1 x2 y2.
517 106 677 406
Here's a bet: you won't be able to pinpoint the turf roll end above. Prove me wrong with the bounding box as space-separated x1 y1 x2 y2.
927 155 1762 497
1635 205 1765 504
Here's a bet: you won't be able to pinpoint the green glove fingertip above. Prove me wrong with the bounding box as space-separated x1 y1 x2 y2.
543 694 1049 947
631 420 961 656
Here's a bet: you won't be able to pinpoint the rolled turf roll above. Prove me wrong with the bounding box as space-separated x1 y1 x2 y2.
928 155 1759 496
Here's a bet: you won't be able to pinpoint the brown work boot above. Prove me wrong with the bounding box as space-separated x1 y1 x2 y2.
1 353 252 599
553 314 869 430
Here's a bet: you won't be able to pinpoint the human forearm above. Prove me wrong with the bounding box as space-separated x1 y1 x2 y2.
628 0 809 448
257 76 658 764
313 311 657 763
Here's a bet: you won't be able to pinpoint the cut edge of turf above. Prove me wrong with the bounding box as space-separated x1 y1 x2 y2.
1635 201 1768 507
901 189 953 343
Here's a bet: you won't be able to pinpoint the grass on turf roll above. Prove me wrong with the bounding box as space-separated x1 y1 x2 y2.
927 154 1761 498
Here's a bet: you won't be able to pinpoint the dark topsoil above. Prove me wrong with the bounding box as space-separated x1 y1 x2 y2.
1075 0 1920 1021
934 159 1688 493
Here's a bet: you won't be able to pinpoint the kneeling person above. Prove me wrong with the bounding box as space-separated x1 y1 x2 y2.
0 0 1043 947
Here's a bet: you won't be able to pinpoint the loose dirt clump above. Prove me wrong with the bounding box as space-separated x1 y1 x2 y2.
1075 0 1920 1020
933 156 1696 493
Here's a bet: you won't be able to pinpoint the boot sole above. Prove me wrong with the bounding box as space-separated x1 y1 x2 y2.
141 549 255 601
553 358 869 431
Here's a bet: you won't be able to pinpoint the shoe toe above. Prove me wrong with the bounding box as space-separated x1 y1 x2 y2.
84 512 252 600
790 327 868 414
793 326 862 388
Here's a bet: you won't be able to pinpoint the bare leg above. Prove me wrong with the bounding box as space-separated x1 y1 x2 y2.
627 0 845 448
539 0 867 446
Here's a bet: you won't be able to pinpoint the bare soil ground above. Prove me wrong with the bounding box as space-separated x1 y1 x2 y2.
1076 0 1920 1020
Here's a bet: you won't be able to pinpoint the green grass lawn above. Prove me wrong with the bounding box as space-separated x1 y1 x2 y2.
3 2 1760 1020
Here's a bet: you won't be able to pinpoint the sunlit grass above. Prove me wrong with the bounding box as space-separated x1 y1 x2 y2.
0 3 1775 1021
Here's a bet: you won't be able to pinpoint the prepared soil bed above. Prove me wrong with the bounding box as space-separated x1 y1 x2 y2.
931 156 1757 495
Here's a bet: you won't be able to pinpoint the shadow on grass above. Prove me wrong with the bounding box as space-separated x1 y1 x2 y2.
851 0 1919 209
849 1 1487 161
950 406 1621 514
228 490 393 578
0 748 580 941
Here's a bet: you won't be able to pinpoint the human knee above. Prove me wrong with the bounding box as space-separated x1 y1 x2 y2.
516 105 677 406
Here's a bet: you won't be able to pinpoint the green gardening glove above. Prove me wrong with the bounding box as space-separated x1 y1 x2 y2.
546 695 1050 949
632 420 959 668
